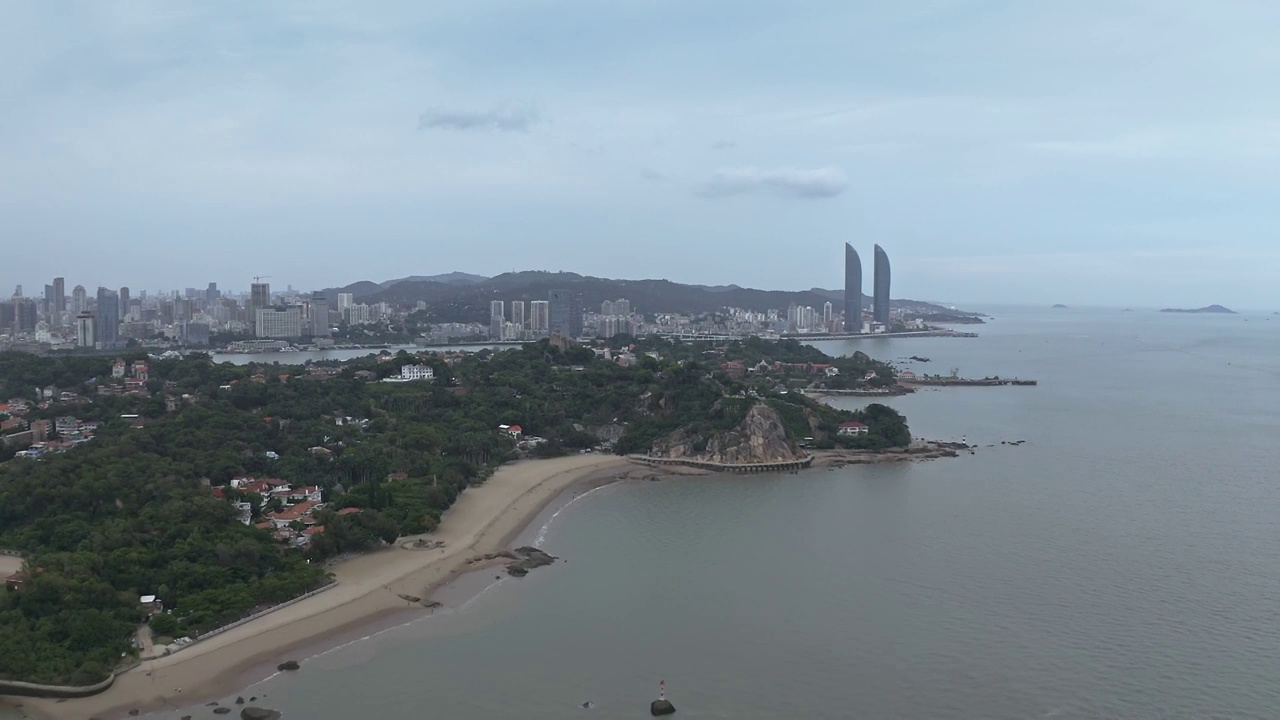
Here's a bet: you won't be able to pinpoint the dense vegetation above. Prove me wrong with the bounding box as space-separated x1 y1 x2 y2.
0 337 909 684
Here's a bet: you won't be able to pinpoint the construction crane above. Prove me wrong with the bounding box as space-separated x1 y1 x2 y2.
252 275 272 284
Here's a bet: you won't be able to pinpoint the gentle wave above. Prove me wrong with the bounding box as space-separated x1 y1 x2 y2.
533 482 617 548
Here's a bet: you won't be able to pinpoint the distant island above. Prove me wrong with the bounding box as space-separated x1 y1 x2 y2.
1159 305 1236 314
1051 304 1068 309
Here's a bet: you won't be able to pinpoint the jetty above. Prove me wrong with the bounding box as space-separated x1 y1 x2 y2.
902 377 1036 387
628 454 814 474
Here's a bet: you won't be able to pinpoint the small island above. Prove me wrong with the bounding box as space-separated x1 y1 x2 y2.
1159 305 1236 314
1051 304 1068 309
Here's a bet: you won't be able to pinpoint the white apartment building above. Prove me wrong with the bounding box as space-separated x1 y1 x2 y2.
256 307 304 339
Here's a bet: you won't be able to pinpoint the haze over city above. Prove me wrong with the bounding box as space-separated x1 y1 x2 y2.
3 1 1278 307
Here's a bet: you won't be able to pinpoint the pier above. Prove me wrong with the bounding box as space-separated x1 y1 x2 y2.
628 454 814 474
902 377 1037 387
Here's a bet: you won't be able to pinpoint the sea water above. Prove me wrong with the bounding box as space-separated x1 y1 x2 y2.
85 307 1280 718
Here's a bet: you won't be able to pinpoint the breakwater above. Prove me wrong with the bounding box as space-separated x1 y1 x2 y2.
903 377 1037 386
628 455 814 474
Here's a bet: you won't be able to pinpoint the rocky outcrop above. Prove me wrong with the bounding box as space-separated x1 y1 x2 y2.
505 547 557 577
276 660 300 672
241 708 282 720
577 422 626 444
468 546 558 577
650 699 676 715
653 403 800 465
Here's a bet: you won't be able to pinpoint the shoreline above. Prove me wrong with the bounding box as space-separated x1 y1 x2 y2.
15 454 633 720
6 447 953 719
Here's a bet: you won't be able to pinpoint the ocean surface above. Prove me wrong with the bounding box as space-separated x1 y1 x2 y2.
14 306 1280 719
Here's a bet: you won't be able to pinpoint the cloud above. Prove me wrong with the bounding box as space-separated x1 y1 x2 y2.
711 140 737 150
697 166 848 199
639 167 667 182
417 104 539 132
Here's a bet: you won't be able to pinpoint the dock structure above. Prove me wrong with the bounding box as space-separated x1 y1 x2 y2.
901 378 1037 387
628 454 814 474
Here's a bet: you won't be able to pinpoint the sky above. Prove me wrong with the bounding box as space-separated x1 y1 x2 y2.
2 0 1278 308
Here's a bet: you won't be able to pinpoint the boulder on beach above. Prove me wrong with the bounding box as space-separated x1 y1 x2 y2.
277 660 301 671
650 699 677 716
241 708 283 720
213 708 232 715
235 696 245 704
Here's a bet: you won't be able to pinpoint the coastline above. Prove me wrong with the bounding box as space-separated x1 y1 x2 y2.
6 445 953 719
16 454 631 720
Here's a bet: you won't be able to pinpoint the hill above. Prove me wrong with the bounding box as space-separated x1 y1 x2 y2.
1159 305 1236 314
322 271 976 323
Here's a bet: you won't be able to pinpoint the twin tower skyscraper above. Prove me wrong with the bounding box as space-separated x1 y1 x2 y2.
843 243 891 332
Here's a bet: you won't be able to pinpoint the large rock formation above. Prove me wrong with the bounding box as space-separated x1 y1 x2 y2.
652 403 801 464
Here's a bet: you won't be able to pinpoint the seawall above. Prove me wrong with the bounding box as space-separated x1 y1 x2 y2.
628 455 814 474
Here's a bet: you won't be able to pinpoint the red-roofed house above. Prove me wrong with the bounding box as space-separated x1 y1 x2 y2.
499 424 523 439
837 421 869 436
267 500 322 528
719 361 746 378
337 507 362 516
287 485 323 503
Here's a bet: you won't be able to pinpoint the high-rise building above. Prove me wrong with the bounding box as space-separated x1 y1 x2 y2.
256 307 303 339
337 293 354 312
309 292 331 337
52 277 65 319
118 287 130 320
207 282 220 301
873 244 891 325
529 300 550 334
95 287 120 349
76 312 95 348
249 282 270 332
71 285 88 314
823 301 833 328
180 321 210 346
844 243 862 333
548 290 582 339
489 300 505 340
250 283 271 308
511 301 525 332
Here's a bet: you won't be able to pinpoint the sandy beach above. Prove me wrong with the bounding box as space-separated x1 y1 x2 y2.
18 454 629 720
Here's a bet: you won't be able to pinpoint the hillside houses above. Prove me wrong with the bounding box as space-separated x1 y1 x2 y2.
214 477 328 546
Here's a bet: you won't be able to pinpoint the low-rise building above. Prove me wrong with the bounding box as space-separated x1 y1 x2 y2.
837 421 870 436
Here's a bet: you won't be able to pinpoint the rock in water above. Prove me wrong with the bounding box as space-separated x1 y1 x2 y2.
650 699 676 716
276 660 300 671
213 709 232 716
241 708 283 720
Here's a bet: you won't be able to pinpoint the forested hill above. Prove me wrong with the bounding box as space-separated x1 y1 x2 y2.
0 338 909 685
324 270 969 322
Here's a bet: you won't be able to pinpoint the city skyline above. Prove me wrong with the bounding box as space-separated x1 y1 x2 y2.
3 3 1278 307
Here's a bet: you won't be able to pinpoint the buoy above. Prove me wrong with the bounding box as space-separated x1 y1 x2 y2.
650 680 676 716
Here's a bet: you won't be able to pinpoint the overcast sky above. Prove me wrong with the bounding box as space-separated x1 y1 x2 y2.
3 1 1278 307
